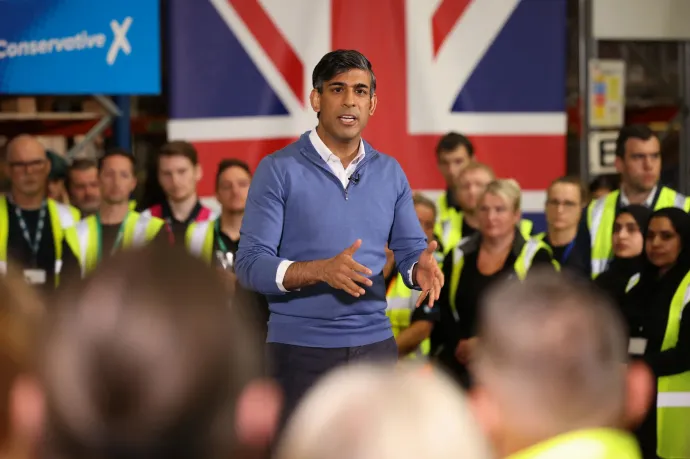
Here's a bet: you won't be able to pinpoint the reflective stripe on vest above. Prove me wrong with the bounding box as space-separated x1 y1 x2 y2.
185 221 214 263
386 274 430 360
656 270 690 458
625 272 641 293
0 197 80 286
589 188 690 279
449 238 554 319
70 212 164 277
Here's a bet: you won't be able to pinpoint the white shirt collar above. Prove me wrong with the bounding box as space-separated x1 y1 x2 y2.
309 129 365 167
619 185 657 208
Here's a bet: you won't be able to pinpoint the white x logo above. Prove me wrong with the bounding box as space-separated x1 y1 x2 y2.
106 16 133 66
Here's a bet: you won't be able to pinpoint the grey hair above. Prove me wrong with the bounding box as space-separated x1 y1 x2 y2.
312 49 376 95
472 269 628 435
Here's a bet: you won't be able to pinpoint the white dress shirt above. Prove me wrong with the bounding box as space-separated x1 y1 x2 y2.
619 185 657 208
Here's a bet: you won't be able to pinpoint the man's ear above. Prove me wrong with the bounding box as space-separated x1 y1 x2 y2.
195 164 203 183
10 376 45 445
624 361 654 430
310 89 321 115
235 379 283 448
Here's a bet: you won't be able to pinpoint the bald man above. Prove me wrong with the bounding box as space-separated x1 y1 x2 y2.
470 270 652 458
1 135 80 291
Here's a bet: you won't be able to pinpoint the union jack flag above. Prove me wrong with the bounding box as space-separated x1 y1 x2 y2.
167 0 567 230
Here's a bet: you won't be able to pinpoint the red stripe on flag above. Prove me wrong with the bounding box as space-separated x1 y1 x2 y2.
192 135 565 194
432 0 473 56
228 0 304 105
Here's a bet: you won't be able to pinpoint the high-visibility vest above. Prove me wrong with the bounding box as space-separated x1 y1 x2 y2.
185 220 215 263
434 194 462 252
64 212 164 277
386 274 431 360
437 206 534 254
588 188 690 278
506 428 641 459
0 196 80 287
448 237 555 318
655 270 690 458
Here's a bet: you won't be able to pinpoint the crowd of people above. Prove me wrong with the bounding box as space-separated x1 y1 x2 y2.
0 49 689 459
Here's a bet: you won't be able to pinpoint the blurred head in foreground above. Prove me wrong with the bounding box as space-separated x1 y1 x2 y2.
276 363 493 459
471 269 652 457
40 246 281 459
0 274 45 459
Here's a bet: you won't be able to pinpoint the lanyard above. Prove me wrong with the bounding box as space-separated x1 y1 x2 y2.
215 218 229 253
96 213 128 261
14 200 47 264
561 240 575 263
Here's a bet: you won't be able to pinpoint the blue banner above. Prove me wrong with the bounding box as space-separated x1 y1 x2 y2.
0 0 160 94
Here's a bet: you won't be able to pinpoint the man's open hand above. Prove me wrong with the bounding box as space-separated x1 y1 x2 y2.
321 239 373 297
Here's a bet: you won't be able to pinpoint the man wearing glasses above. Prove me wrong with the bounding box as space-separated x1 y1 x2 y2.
536 176 588 274
0 135 80 291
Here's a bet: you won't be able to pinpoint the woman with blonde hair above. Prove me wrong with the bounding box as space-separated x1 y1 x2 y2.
435 179 557 388
0 275 44 459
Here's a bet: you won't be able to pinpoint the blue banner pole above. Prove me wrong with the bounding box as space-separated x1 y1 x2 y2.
113 95 132 151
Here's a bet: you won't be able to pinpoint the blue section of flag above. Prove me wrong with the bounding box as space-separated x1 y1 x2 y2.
523 212 547 235
452 0 567 113
0 0 160 94
168 0 288 119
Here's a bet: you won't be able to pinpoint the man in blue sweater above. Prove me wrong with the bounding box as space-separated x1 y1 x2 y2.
235 50 444 422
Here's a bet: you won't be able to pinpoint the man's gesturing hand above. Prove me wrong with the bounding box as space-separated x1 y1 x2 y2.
413 240 445 307
321 239 373 297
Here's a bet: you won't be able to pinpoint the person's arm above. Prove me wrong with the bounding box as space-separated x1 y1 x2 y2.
643 305 690 377
396 292 439 357
235 156 291 295
389 163 428 289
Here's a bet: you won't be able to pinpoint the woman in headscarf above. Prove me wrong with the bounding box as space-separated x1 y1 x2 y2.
594 205 652 307
622 207 690 459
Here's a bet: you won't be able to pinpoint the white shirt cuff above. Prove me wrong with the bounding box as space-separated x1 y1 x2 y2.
276 260 295 293
408 262 417 287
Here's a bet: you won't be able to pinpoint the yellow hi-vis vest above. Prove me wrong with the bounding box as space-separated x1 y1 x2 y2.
506 428 641 459
435 194 461 252
448 238 555 318
437 208 534 255
64 212 165 277
385 273 431 360
588 188 690 279
0 196 80 287
655 270 690 458
185 220 215 263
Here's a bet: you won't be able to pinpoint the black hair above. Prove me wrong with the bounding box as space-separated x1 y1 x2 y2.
312 50 376 95
435 132 474 159
615 124 657 158
589 174 619 194
98 148 136 174
215 159 251 190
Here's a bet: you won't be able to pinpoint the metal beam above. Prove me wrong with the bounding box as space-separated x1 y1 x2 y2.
66 95 122 159
578 0 593 185
113 96 132 151
679 42 690 194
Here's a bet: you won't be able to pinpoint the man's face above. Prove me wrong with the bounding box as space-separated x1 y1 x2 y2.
68 167 101 214
456 169 493 212
99 156 136 205
158 155 200 202
216 166 251 213
7 139 50 197
415 204 436 242
310 69 377 143
545 183 581 231
615 137 661 193
438 146 471 187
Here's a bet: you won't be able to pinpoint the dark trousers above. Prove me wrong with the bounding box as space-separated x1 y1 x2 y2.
267 337 398 429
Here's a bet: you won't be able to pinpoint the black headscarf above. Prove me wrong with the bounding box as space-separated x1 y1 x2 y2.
594 205 652 304
627 207 690 308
